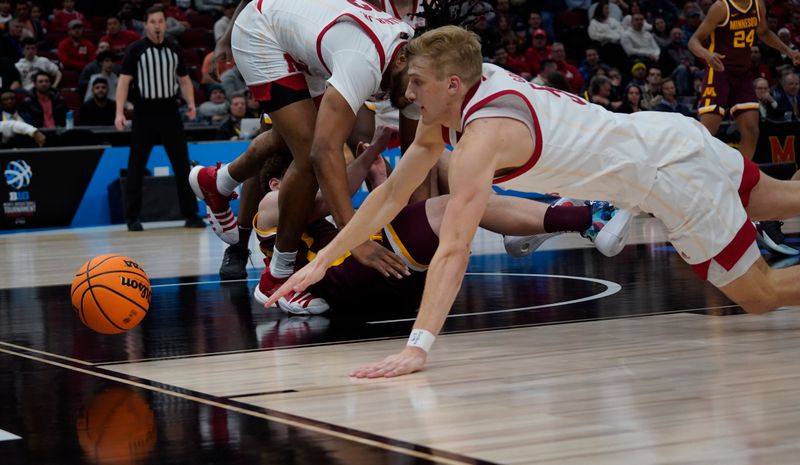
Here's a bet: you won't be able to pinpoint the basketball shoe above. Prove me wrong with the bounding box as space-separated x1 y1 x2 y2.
219 245 250 280
253 261 329 315
582 200 633 257
188 163 239 244
503 199 632 258
756 221 799 256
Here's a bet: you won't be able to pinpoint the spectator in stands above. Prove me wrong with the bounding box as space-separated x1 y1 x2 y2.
78 77 116 125
0 56 20 90
58 20 96 71
550 42 584 91
750 45 773 86
495 14 518 47
494 0 525 34
586 74 621 110
579 47 604 82
220 66 246 98
1 88 30 123
607 67 624 101
525 28 550 76
776 28 799 70
774 72 800 121
471 14 501 59
621 1 651 31
660 28 697 96
531 59 558 86
458 0 496 26
630 61 647 86
84 51 118 102
588 1 623 46
653 77 691 115
641 65 663 109
681 11 701 46
193 0 226 14
101 16 141 59
0 0 11 27
503 38 530 79
214 0 236 42
14 2 43 41
216 93 248 140
21 71 67 128
640 0 678 26
698 0 713 15
16 38 61 90
679 1 703 25
652 16 671 48
0 18 24 61
50 0 91 32
159 0 191 31
491 46 513 72
198 83 229 123
0 117 45 148
588 0 623 22
787 9 800 50
30 4 47 35
754 77 783 121
615 82 644 113
523 11 543 46
621 12 660 65
243 89 260 119
118 1 144 34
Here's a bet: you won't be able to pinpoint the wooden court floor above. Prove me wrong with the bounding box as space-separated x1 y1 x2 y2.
2 216 800 465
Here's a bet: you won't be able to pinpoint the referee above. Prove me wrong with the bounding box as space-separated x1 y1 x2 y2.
115 5 204 231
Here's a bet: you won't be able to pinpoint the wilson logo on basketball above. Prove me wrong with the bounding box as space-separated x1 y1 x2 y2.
120 277 151 301
123 260 144 271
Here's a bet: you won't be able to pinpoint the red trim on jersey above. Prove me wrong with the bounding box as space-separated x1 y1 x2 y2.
690 220 757 279
387 0 401 18
247 74 308 103
458 89 543 185
441 126 451 144
738 157 760 208
461 81 481 112
256 0 263 13
316 14 387 76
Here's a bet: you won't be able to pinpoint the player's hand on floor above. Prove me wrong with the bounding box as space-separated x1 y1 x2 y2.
351 240 409 279
264 260 327 308
350 347 427 378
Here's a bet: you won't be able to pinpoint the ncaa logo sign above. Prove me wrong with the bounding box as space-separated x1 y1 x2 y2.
5 160 32 190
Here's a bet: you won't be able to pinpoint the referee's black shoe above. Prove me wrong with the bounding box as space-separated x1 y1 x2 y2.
219 245 250 280
184 216 207 228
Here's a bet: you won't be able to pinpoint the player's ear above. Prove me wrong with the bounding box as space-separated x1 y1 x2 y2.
447 76 460 95
394 50 407 71
269 178 281 191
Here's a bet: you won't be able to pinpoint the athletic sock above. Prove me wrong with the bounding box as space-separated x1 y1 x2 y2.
543 204 592 233
269 247 297 278
216 164 239 196
235 225 252 250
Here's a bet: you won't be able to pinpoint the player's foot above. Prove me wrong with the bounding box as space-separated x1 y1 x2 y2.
219 245 249 280
756 221 799 256
188 163 239 245
581 201 633 257
277 290 330 316
253 265 288 307
503 232 563 257
127 219 143 231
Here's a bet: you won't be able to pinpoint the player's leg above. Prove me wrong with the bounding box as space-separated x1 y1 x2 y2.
732 108 759 160
716 252 800 314
746 164 800 256
189 129 289 244
698 111 723 138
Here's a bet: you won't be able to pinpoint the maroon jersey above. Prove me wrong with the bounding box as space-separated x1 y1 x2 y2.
711 0 761 73
257 201 438 311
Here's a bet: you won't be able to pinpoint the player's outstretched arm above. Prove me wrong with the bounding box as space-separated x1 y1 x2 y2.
264 122 445 308
350 118 516 379
688 1 727 71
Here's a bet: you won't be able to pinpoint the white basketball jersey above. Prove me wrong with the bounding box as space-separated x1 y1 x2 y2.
380 0 426 30
443 64 706 209
238 0 413 83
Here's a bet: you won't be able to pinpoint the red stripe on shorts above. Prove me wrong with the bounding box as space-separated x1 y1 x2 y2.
690 220 757 280
247 74 308 104
738 157 760 208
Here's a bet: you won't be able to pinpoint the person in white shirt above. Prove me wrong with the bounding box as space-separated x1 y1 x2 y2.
15 38 61 90
84 51 118 102
620 13 660 64
588 0 623 44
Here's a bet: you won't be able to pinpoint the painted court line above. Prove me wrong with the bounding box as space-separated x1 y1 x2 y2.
0 429 21 441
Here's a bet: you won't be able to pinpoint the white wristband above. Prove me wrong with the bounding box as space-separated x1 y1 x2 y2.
406 329 435 353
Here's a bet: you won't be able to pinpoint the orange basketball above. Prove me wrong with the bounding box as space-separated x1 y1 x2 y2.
70 254 151 334
76 387 157 464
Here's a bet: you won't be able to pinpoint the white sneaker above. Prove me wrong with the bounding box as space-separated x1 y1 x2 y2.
277 290 330 315
503 232 563 257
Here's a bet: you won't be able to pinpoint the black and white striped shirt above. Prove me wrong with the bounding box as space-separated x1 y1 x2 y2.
121 38 187 103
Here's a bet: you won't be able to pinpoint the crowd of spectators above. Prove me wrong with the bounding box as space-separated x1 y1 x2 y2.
1 0 800 149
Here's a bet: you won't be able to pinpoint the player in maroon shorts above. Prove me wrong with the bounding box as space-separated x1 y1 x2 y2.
689 0 799 160
253 131 632 315
689 0 800 256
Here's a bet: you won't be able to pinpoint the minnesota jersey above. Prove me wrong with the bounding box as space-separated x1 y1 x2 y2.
442 64 706 209
379 0 426 30
711 0 760 73
232 0 414 104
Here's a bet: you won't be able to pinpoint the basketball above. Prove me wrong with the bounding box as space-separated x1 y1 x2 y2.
70 254 151 334
76 387 157 464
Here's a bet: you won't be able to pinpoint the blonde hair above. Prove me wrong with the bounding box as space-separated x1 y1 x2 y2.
406 25 483 86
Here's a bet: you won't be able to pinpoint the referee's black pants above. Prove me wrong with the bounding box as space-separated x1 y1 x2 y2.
126 104 197 222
